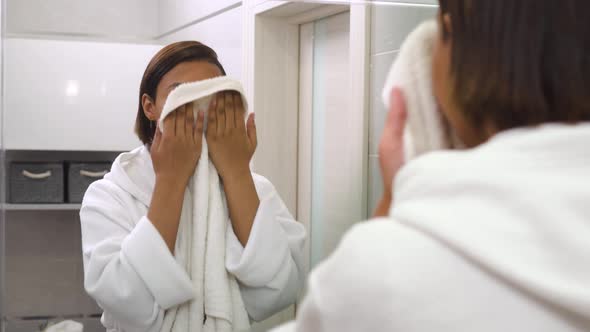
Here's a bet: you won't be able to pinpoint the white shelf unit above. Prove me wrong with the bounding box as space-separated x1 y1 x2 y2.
3 204 82 211
4 150 121 207
2 150 122 325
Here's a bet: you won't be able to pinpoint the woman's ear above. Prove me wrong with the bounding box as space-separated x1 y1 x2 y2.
141 93 158 121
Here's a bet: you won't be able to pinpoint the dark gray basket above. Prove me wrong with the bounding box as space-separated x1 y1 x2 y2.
68 162 111 203
9 163 64 203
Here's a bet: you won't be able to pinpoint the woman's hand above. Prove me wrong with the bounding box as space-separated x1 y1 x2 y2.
206 91 257 181
151 103 204 188
148 103 204 252
207 91 260 247
374 88 407 217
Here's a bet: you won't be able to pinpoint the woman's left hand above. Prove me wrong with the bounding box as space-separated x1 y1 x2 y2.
207 91 257 181
207 90 260 246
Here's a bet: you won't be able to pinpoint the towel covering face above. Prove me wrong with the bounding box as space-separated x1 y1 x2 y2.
158 76 251 332
159 76 249 134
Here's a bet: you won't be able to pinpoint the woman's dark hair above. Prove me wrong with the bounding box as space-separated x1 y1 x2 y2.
135 41 226 144
438 0 590 131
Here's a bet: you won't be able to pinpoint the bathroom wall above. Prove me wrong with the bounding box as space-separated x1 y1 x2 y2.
4 38 158 151
157 1 243 80
6 0 158 41
367 0 438 212
4 0 160 152
158 0 240 35
2 2 159 330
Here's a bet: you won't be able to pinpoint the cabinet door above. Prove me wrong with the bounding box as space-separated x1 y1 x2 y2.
4 38 161 151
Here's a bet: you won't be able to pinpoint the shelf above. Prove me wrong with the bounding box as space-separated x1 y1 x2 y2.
3 203 82 211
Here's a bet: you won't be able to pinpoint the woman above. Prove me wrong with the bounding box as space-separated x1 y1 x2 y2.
276 0 590 331
80 41 306 332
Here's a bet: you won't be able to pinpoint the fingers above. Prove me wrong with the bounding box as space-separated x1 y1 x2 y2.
207 95 218 139
389 88 408 139
235 93 246 130
225 91 235 134
185 102 195 140
246 113 257 149
175 105 186 137
195 111 204 144
163 112 175 138
151 122 162 152
216 92 226 137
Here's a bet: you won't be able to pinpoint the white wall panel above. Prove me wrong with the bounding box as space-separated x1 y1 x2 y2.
6 0 158 40
158 0 240 37
4 38 160 151
371 3 437 54
157 6 243 81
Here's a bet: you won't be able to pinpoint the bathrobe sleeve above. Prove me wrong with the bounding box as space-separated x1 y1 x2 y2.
225 173 307 321
269 219 398 332
80 180 195 332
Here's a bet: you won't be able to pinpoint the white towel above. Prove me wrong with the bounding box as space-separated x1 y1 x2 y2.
158 76 251 332
43 320 83 332
382 20 463 161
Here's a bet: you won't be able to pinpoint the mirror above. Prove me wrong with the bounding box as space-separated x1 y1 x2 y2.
248 0 437 268
0 1 438 331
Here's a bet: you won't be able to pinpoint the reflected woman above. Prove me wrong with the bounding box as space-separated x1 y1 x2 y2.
276 0 590 331
79 41 306 332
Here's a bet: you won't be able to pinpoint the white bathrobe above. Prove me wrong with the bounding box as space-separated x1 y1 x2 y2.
273 123 590 332
80 145 306 332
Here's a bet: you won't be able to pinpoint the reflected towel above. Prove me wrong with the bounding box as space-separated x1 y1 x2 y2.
158 77 250 332
382 20 463 161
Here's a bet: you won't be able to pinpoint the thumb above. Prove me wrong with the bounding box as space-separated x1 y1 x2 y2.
246 113 257 149
388 88 408 139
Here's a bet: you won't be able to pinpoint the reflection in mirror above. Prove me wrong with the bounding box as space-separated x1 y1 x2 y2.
1 0 440 331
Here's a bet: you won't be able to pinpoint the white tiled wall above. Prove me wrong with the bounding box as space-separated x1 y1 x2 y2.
4 38 159 151
158 0 241 37
157 5 243 80
367 3 438 213
6 0 158 40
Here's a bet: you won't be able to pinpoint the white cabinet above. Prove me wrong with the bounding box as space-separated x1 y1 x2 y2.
4 38 161 151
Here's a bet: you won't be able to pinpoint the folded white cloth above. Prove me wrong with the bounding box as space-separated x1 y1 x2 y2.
382 20 463 161
43 320 83 332
158 76 250 332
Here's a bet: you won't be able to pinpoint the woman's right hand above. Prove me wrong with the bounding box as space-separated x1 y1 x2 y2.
373 88 407 217
378 88 407 198
150 103 204 188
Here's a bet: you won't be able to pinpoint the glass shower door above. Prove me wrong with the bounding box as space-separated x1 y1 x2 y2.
299 11 369 268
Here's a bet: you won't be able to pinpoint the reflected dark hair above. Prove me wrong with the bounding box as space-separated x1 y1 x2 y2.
438 0 590 131
135 41 226 145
